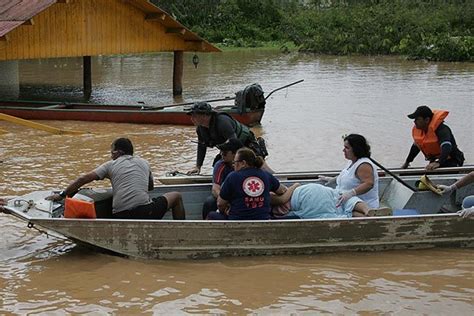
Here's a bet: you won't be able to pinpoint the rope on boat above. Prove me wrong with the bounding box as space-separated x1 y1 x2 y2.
27 222 69 241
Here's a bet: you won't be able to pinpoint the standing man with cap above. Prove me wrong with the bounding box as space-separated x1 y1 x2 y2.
186 101 269 175
402 105 464 170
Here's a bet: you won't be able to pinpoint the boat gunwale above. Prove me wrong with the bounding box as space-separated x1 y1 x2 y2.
0 105 258 114
158 167 474 186
13 211 463 224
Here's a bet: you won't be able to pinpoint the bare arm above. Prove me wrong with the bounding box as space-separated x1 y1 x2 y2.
64 171 99 196
454 171 474 190
271 183 300 206
354 163 375 195
211 183 221 198
47 171 99 201
402 144 420 168
217 196 230 215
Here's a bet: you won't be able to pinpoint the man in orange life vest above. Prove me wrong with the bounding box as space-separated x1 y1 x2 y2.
401 105 464 170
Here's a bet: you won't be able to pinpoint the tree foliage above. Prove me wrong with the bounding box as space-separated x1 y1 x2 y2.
152 0 473 61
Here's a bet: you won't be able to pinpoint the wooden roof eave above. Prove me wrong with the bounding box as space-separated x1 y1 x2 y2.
130 0 221 53
185 40 220 53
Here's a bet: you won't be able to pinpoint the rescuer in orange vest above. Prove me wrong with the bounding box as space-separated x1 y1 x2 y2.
402 105 464 170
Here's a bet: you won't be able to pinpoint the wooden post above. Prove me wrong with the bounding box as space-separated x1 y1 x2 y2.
173 51 183 96
83 56 92 100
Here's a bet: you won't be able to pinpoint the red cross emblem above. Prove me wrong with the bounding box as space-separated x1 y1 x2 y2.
242 176 264 197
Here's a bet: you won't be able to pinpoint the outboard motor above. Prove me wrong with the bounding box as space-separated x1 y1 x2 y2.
234 83 266 113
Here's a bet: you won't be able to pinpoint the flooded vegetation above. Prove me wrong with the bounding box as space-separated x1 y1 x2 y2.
155 0 474 61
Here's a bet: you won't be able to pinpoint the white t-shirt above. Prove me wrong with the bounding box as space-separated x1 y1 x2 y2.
94 155 152 213
336 157 379 208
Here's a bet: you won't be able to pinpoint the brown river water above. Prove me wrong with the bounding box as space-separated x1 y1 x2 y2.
1 50 473 314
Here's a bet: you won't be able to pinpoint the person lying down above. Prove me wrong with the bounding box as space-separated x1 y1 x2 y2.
271 183 370 219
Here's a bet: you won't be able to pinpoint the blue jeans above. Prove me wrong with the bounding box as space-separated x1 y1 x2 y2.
462 195 474 209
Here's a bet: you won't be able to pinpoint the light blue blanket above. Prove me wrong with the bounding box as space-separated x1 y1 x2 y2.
288 183 361 219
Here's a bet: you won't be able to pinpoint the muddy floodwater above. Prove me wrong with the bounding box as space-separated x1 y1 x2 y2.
1 51 473 314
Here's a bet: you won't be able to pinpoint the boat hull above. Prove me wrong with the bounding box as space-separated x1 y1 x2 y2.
27 215 474 260
0 101 264 126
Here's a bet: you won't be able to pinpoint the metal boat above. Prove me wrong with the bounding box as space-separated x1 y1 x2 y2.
4 174 473 260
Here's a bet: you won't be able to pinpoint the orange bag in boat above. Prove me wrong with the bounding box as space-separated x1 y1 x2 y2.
64 197 96 219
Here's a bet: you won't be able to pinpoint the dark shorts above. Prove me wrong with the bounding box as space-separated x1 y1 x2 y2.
112 196 168 219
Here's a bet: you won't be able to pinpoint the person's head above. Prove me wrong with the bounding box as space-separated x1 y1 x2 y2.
187 102 214 127
217 138 244 165
407 105 433 131
343 134 371 161
234 147 264 171
111 137 133 160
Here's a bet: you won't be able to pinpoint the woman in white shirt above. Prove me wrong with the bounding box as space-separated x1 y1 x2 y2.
320 134 379 209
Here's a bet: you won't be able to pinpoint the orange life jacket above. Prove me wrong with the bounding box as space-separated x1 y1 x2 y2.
412 110 449 160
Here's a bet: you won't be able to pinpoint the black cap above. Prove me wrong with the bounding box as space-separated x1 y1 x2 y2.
216 138 243 153
186 101 214 115
407 105 433 119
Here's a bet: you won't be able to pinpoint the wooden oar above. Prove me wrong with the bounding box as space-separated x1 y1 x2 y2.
0 113 87 135
277 165 474 177
369 158 418 192
140 79 305 110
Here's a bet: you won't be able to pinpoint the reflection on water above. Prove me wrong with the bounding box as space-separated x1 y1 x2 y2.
1 51 473 313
